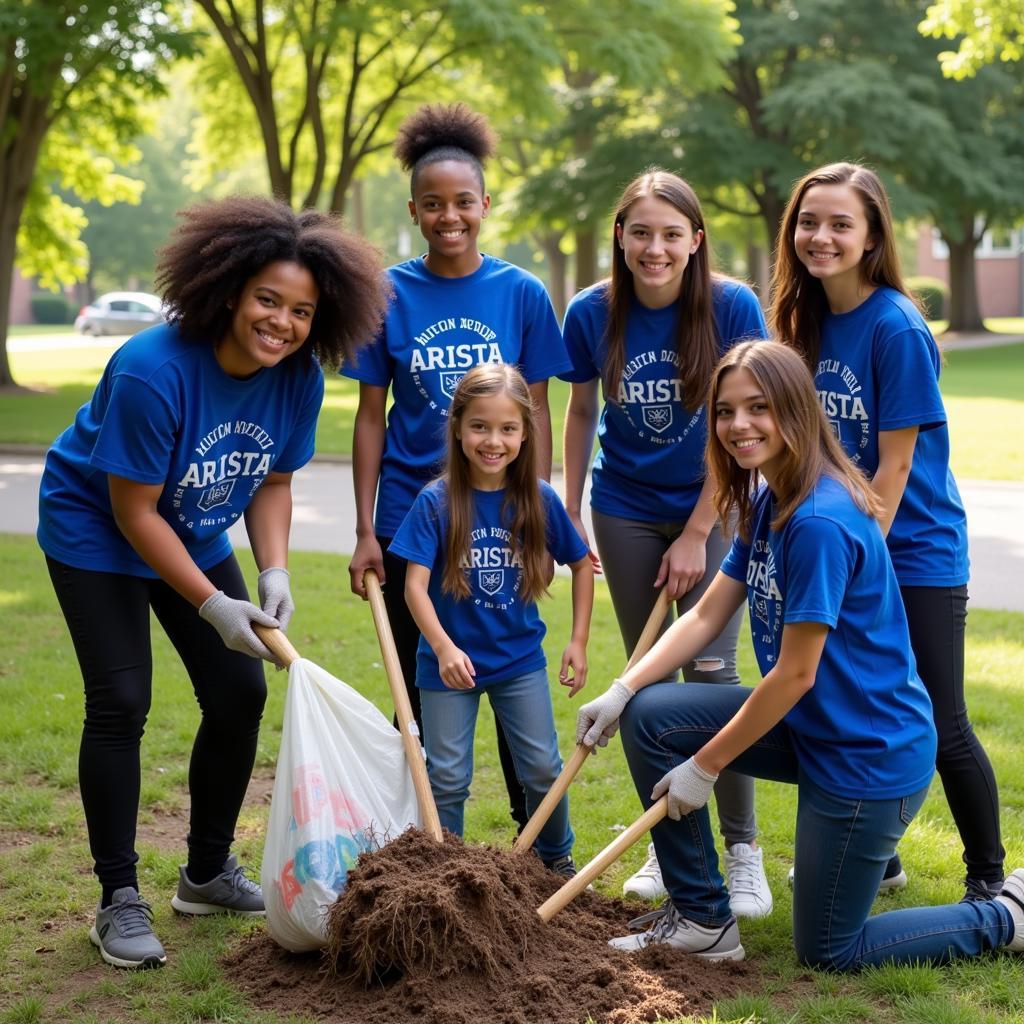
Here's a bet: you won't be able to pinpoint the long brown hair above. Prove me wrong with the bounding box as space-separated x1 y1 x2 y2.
708 340 882 540
603 169 720 409
769 162 919 370
441 364 548 603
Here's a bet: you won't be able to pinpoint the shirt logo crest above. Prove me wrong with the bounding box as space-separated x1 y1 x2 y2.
642 405 674 434
478 569 504 596
197 479 236 512
439 371 465 400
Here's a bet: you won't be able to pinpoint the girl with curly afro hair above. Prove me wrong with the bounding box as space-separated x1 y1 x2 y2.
38 195 387 969
342 104 572 841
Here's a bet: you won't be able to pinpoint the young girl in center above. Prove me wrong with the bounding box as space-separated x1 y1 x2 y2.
561 168 771 915
770 162 1003 901
390 364 593 872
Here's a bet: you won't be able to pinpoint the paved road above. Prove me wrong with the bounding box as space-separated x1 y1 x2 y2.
4 453 1022 612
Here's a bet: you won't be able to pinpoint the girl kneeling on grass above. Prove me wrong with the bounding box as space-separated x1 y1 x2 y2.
38 196 386 969
390 364 594 873
575 340 1023 968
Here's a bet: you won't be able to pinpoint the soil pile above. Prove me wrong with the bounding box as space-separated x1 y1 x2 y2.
224 829 752 1023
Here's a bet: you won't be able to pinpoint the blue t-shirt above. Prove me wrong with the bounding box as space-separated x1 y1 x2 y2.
720 477 936 800
816 287 968 586
560 278 766 521
342 255 570 537
38 323 324 575
389 480 588 691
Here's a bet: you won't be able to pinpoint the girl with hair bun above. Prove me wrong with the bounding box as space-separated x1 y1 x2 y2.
344 103 571 835
771 162 1003 902
560 168 772 917
38 195 387 969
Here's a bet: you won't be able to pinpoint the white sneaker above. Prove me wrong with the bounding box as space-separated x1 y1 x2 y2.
609 902 744 961
623 842 667 900
724 843 773 919
995 868 1024 952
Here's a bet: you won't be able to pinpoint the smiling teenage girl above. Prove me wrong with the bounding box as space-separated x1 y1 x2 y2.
38 196 386 969
771 163 1004 902
391 364 593 873
575 340 1024 968
560 169 771 915
343 104 570 833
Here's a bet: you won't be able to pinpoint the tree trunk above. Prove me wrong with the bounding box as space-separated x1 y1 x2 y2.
574 227 598 292
759 191 787 277
943 227 986 333
537 232 568 319
745 242 769 300
0 220 20 388
0 98 50 389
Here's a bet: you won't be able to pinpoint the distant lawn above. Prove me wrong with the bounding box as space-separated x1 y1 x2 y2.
4 333 1023 483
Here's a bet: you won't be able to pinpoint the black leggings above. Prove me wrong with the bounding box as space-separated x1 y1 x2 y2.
379 538 528 831
46 554 267 894
901 585 1003 882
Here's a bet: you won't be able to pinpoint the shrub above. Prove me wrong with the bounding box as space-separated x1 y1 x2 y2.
907 276 948 320
30 293 74 325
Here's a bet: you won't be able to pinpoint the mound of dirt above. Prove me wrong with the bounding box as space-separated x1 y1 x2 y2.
224 829 752 1023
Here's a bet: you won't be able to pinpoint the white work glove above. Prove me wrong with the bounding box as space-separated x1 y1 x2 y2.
651 758 719 820
257 567 294 631
576 680 634 750
199 591 278 661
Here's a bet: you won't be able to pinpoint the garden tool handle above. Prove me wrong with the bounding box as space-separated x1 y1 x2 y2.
536 797 668 922
363 569 444 842
253 624 301 667
512 586 671 856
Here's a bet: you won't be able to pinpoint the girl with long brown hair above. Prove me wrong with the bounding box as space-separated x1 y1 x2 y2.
770 162 1003 901
561 168 771 914
391 364 593 872
574 340 1024 969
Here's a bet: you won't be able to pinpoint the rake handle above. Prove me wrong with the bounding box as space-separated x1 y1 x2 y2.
253 624 301 667
512 587 672 856
364 569 444 843
536 797 668 922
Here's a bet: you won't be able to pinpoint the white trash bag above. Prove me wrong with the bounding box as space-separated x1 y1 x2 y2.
262 657 421 952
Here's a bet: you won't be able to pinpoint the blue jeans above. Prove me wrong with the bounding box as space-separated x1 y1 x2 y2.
420 668 573 862
620 682 1013 970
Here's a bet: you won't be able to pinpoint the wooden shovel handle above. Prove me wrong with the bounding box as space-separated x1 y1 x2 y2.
537 797 668 922
253 624 301 667
512 586 672 856
363 569 444 842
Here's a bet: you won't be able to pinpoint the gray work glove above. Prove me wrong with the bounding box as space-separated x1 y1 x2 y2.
198 591 278 661
651 758 719 820
576 680 634 750
257 567 294 631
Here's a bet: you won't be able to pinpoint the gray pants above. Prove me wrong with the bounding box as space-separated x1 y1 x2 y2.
592 509 756 846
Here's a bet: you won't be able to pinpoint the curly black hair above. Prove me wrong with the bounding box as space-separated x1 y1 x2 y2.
154 196 389 370
393 103 498 195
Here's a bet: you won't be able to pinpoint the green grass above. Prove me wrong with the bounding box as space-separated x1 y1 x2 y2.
7 324 76 337
3 331 1023 483
0 532 1022 1022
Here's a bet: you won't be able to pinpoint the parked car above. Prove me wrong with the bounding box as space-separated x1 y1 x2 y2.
75 292 165 336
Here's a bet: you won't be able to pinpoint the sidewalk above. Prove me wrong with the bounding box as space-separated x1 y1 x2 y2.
3 453 1022 612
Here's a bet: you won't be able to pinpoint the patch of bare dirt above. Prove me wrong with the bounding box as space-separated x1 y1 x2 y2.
225 829 754 1024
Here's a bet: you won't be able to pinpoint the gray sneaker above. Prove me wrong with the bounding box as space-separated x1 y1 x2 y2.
89 887 167 969
171 855 264 916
